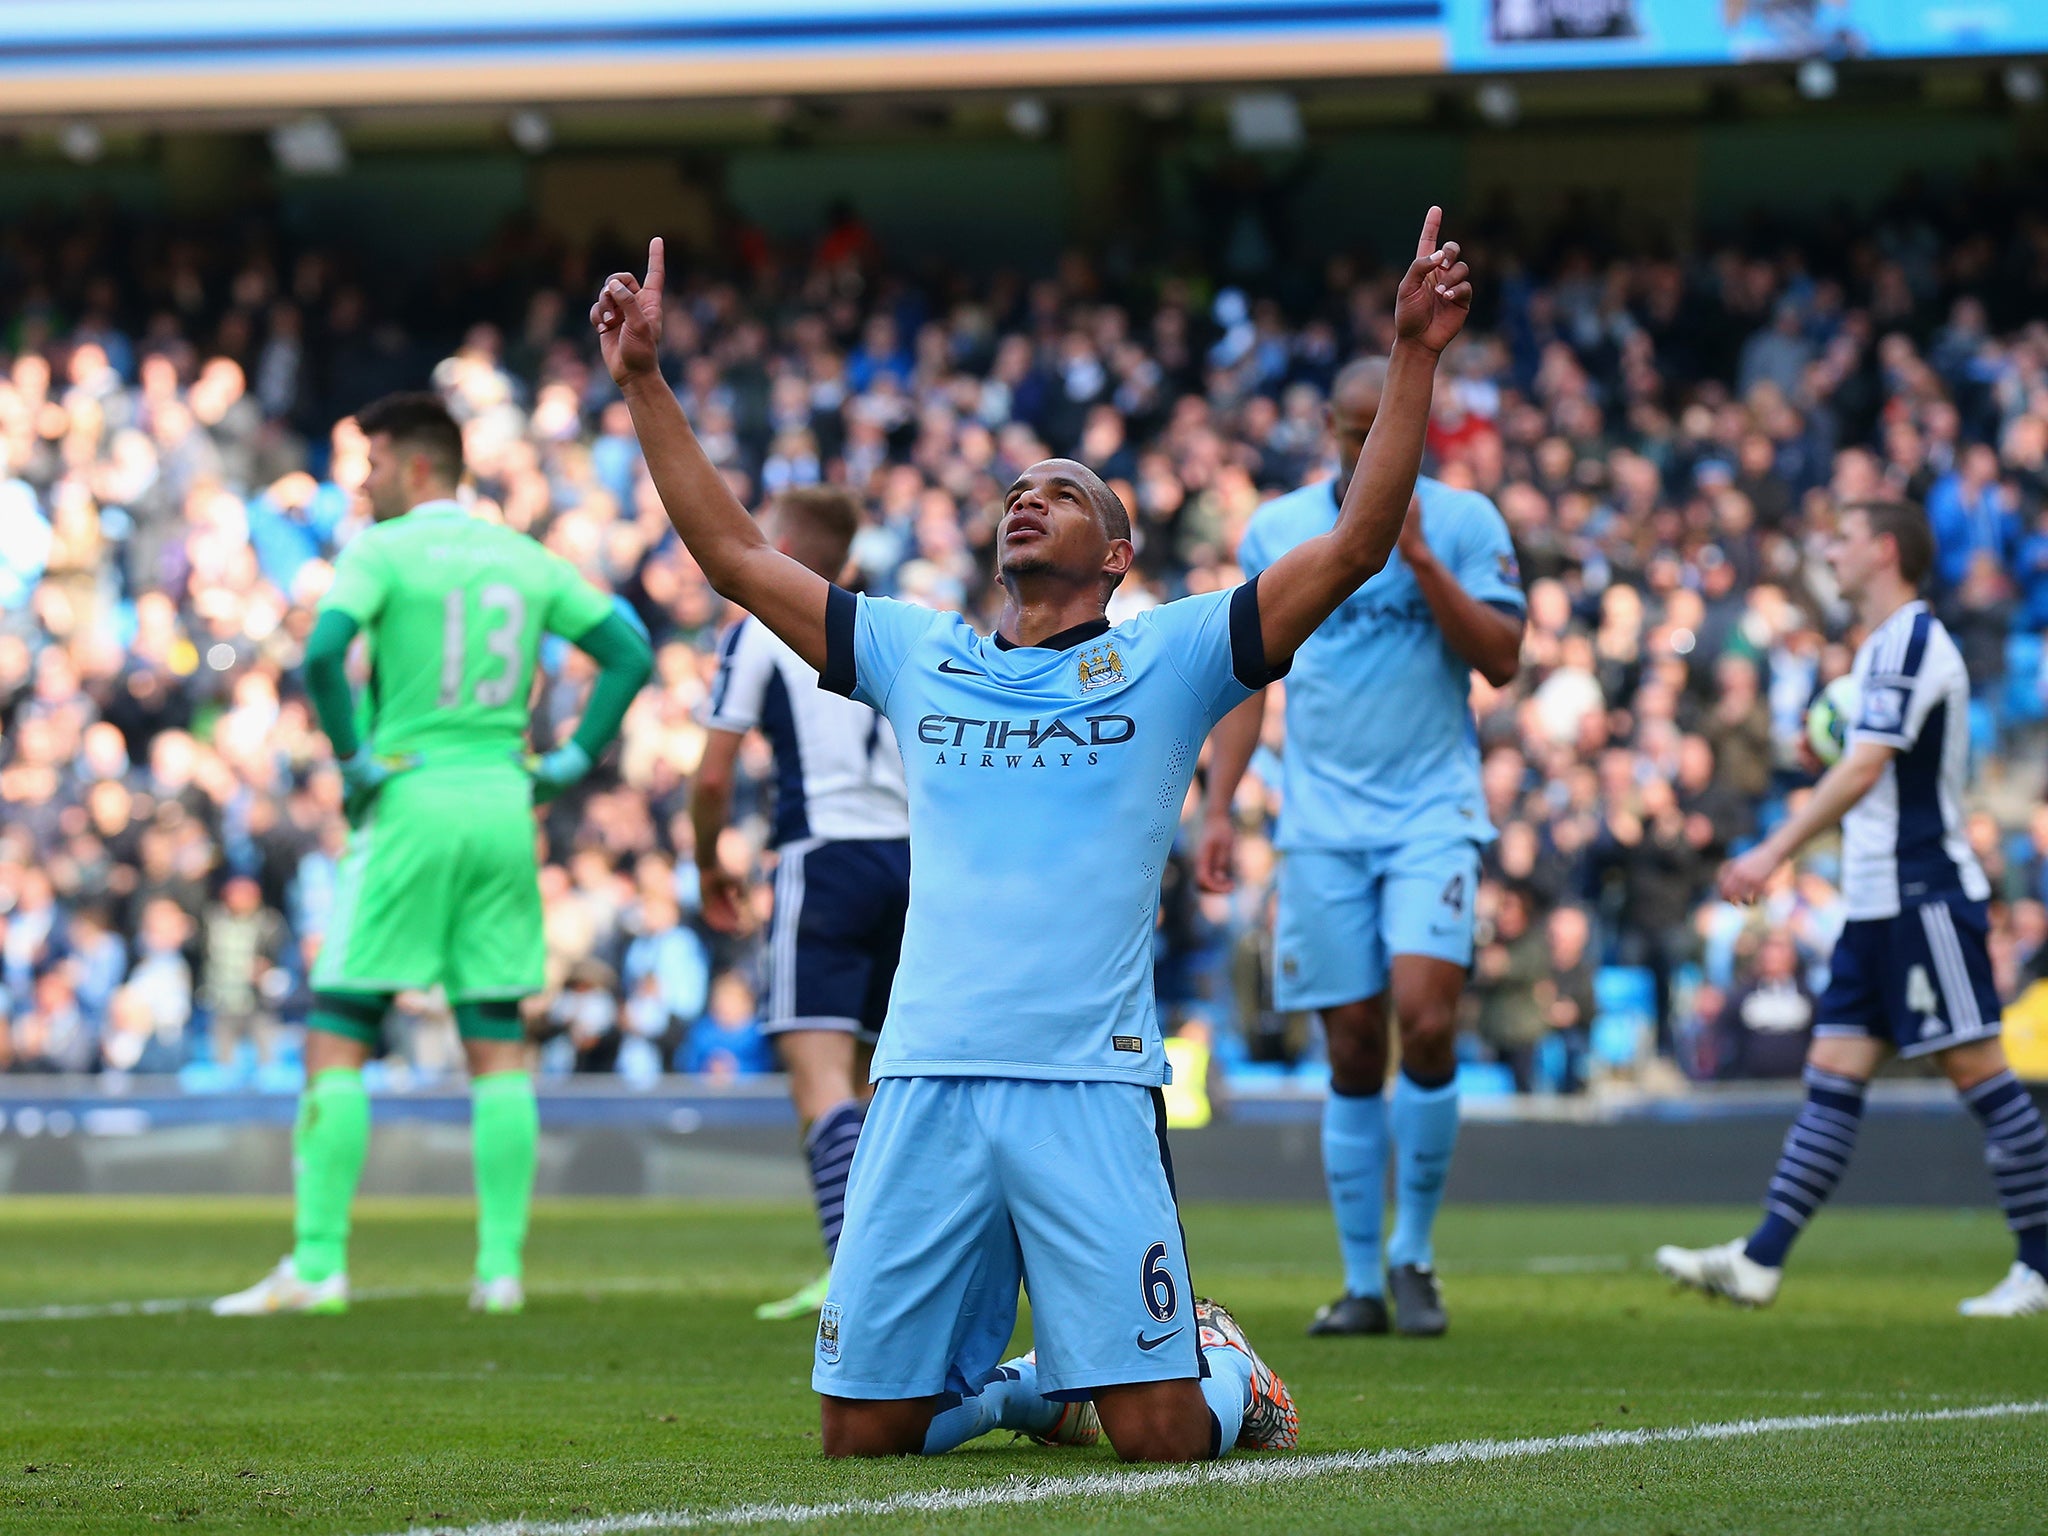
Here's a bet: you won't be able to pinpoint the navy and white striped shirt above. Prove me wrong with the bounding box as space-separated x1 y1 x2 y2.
1841 600 1989 920
700 616 908 848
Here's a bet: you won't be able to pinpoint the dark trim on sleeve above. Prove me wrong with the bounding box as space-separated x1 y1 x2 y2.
1900 610 1931 678
820 584 858 697
1486 598 1528 620
1229 576 1290 690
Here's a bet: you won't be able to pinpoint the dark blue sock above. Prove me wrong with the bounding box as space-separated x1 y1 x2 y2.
804 1098 865 1260
1745 1065 1865 1268
1960 1071 2048 1279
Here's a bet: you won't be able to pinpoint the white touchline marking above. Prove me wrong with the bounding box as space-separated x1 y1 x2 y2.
362 1398 2048 1536
0 1276 710 1324
0 1287 456 1323
1521 1254 1632 1274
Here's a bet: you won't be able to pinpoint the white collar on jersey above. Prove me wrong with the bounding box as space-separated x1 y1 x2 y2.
405 498 469 519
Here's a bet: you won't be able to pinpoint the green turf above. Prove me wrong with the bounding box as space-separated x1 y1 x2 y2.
0 1199 2039 1534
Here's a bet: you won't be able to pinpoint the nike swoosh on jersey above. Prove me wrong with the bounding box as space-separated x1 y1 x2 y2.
1136 1328 1184 1351
937 659 983 676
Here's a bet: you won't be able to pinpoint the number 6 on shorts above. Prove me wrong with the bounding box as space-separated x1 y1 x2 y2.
1142 1240 1178 1323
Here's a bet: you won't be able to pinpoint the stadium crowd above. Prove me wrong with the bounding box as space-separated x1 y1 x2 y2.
4 163 2048 1092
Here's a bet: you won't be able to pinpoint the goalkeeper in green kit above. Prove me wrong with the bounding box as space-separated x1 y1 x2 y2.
214 393 653 1317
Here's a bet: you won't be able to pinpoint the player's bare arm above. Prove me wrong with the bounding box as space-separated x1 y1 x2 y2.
1253 207 1471 665
593 238 832 670
1396 498 1523 686
1195 692 1265 893
1716 739 1894 904
688 726 753 934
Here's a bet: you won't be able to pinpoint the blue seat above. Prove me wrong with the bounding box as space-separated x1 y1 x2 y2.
255 1062 307 1095
1595 966 1656 1019
1969 698 1999 757
1455 1062 1517 1099
176 1061 234 1093
1532 1032 1572 1093
2004 633 2045 723
1591 965 1656 1071
1592 1014 1648 1069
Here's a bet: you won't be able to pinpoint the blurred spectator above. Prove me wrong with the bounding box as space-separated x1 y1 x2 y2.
1927 442 2020 591
11 966 94 1072
125 898 195 1061
1471 888 1551 1088
541 957 623 1075
1535 906 1598 1092
101 984 186 1075
200 874 290 1065
621 886 712 1071
2 163 2047 1093
681 972 774 1080
1710 932 1816 1080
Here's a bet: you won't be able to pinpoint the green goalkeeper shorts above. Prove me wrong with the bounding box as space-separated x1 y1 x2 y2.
310 763 543 1007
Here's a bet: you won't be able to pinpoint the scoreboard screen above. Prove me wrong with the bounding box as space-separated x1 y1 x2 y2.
0 2 2038 115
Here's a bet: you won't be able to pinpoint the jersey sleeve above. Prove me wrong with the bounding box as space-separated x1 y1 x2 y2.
821 587 943 712
698 620 774 733
1154 580 1288 726
320 533 391 626
542 556 617 642
1850 613 1945 750
1449 494 1527 614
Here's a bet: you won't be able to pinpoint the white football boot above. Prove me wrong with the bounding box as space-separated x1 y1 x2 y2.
1654 1239 1782 1308
211 1256 349 1316
1958 1262 2048 1318
469 1276 526 1314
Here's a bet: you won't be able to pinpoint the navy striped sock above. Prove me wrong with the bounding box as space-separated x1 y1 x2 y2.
1745 1065 1866 1268
1961 1071 2048 1279
805 1098 866 1260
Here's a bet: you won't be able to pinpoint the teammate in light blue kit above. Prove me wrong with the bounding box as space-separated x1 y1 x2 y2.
598 212 1475 1459
1202 358 1524 1338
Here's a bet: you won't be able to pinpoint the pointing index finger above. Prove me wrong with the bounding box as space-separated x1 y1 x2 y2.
645 236 666 298
1416 205 1443 262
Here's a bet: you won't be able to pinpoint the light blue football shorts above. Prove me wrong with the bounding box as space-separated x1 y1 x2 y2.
1273 836 1482 1012
812 1075 1204 1402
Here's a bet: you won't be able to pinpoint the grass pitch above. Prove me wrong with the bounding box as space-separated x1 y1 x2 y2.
0 1198 2040 1535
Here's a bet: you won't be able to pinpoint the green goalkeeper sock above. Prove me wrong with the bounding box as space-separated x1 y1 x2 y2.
292 1068 371 1284
472 1072 539 1283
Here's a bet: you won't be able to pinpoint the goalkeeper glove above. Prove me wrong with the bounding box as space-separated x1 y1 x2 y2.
338 749 420 825
520 742 592 803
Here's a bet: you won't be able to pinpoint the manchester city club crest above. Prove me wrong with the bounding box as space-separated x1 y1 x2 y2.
817 1302 842 1363
1078 640 1125 692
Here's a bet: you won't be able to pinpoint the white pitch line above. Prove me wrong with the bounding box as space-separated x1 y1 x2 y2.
1521 1254 1631 1274
0 1284 461 1323
0 1276 712 1324
365 1398 2048 1536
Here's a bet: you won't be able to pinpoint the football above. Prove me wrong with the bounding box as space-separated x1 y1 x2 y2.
1806 675 1860 766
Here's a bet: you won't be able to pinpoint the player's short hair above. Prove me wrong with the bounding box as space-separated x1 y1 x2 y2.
1845 500 1933 587
1331 356 1389 409
774 486 861 550
1034 458 1130 546
355 391 465 484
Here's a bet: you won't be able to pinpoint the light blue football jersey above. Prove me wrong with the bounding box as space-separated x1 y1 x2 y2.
821 582 1278 1085
1237 475 1524 851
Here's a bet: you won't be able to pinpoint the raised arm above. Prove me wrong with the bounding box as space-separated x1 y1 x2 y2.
592 238 832 669
1255 208 1472 665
